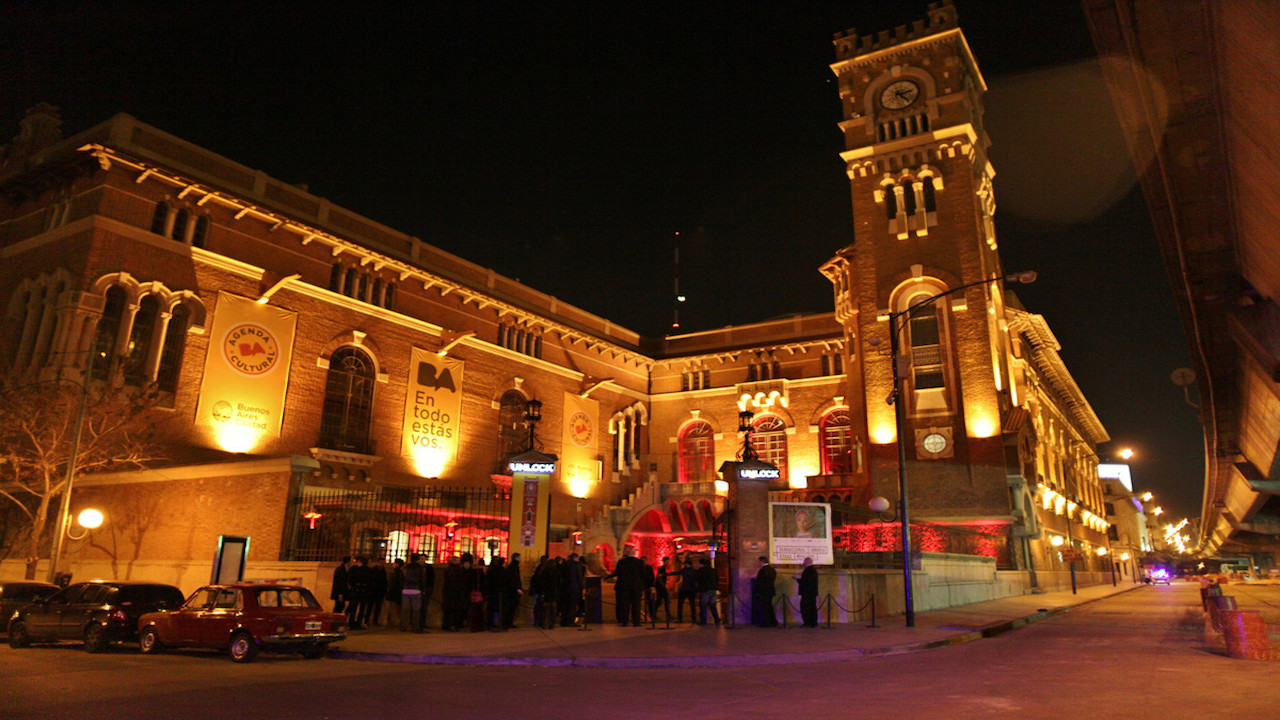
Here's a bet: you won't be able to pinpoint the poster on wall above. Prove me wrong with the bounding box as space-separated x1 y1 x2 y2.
560 392 599 498
195 291 298 452
769 501 834 565
507 452 556 556
401 348 464 477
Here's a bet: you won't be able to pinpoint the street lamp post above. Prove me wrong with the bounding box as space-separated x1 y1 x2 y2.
884 271 1036 627
46 350 100 585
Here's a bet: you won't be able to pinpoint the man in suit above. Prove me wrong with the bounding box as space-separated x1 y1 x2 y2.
753 556 778 627
606 546 646 626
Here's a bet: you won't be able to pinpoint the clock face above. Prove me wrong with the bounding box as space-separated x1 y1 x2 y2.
880 80 920 110
922 432 947 454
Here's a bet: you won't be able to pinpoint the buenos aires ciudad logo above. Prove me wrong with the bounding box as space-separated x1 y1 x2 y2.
223 323 279 375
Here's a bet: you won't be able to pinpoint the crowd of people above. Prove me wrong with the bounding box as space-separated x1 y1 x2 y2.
329 549 821 631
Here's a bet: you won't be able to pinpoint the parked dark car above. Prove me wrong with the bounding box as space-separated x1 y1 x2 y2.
8 580 185 652
137 584 347 662
1 581 60 626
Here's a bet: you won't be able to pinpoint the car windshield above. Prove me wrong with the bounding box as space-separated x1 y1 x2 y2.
254 588 320 609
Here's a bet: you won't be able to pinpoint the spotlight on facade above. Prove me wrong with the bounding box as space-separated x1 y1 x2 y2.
1050 535 1065 547
77 508 104 530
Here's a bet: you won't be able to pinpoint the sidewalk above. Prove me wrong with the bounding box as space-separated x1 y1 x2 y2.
329 582 1144 668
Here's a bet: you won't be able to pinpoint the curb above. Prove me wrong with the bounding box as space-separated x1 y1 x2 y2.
328 585 1145 669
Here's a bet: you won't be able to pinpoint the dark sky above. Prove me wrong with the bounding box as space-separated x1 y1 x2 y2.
3 1 1204 521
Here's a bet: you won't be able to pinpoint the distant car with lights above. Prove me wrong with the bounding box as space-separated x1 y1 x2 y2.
8 581 185 652
1149 568 1172 585
136 584 347 662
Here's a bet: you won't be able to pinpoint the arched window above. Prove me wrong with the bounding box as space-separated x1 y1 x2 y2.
150 202 169 235
122 295 158 386
677 420 715 483
155 303 190 394
820 409 853 474
750 415 788 478
907 295 944 390
319 347 376 454
496 390 528 461
901 180 917 216
191 216 209 248
884 184 897 220
90 287 126 381
922 177 937 213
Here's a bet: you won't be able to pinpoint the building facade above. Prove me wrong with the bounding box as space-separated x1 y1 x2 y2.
2 2 1112 598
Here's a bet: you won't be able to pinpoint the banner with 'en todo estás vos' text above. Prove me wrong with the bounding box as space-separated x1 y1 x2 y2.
401 348 463 477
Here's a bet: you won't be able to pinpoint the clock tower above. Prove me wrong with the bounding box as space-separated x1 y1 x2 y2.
822 1 1022 522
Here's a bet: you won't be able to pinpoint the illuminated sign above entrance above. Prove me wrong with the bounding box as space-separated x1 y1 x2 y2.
740 467 780 479
509 461 556 474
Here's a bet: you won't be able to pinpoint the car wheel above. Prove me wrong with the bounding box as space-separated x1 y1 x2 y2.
229 631 258 663
302 647 326 660
84 623 110 653
138 626 163 654
8 620 31 648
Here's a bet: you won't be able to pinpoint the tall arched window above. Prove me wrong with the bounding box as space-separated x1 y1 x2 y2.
496 390 528 462
750 415 788 478
90 287 126 381
906 295 944 390
155 303 190 394
122 295 158 386
677 420 715 483
820 409 853 474
319 347 376 454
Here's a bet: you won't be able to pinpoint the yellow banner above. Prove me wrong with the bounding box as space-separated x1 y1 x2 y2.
508 452 555 555
196 291 297 453
560 392 599 498
401 348 463 477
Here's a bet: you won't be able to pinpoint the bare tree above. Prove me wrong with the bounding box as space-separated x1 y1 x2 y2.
0 381 160 579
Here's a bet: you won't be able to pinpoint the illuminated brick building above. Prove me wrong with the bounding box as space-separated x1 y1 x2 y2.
0 2 1111 600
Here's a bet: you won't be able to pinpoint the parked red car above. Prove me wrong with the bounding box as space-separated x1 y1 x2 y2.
136 584 346 662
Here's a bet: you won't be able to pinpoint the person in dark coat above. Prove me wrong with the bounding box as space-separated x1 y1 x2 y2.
348 556 371 629
695 557 721 625
534 556 560 629
483 556 506 630
606 546 646 626
441 555 468 631
467 555 486 632
331 556 352 614
651 556 672 623
386 558 404 627
677 559 698 622
753 556 778 627
559 553 583 626
367 558 388 626
796 557 820 628
502 552 524 628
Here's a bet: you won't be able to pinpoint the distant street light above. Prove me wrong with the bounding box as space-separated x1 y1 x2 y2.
884 271 1037 627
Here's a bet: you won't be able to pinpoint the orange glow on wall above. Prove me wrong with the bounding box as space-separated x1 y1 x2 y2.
212 424 263 453
871 422 897 444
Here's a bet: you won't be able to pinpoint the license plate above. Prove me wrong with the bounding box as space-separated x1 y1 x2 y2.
305 621 321 631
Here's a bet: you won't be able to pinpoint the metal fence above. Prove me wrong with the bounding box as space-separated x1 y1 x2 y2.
282 484 512 564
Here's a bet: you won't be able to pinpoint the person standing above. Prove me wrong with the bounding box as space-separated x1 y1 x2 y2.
640 555 656 623
483 556 506 630
385 558 404 628
535 556 561 629
606 546 646 626
367 558 387 626
442 555 467 631
651 556 672 623
331 556 352 615
796 557 820 628
677 559 698 623
502 552 524 628
695 557 721 625
559 553 583 626
467 554 487 632
401 553 427 633
348 556 371 629
753 556 778 627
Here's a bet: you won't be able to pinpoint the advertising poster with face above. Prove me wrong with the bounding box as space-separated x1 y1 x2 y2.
769 502 833 565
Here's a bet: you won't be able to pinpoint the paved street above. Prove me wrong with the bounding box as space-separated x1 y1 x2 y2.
1 582 1276 720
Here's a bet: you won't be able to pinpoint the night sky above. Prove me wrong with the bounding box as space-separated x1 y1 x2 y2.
4 1 1204 521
